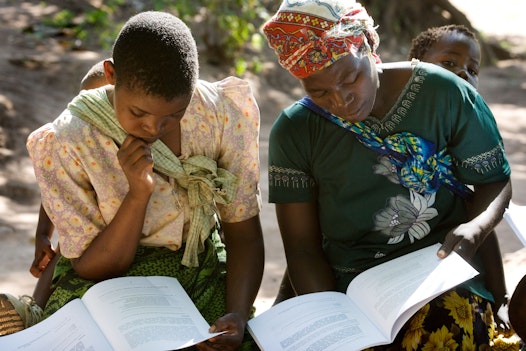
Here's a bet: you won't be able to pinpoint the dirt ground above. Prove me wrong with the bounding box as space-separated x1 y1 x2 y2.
0 0 525 316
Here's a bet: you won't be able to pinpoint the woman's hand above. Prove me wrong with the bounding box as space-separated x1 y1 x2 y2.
195 313 246 350
438 179 511 260
437 222 481 260
117 135 155 197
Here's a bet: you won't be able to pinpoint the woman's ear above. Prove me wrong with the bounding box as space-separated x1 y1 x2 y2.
103 59 116 85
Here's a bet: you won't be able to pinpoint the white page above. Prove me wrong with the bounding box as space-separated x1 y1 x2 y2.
247 291 388 351
391 249 479 339
504 201 526 247
346 243 478 339
0 299 113 351
81 276 222 351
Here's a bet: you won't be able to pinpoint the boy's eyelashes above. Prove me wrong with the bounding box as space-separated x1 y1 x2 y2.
129 107 146 117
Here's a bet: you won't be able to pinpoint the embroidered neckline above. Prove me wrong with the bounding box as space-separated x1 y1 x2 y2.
364 63 427 135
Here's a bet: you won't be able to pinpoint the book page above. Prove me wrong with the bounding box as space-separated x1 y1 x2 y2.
346 243 478 341
504 201 526 247
81 276 222 351
0 299 113 351
247 291 388 351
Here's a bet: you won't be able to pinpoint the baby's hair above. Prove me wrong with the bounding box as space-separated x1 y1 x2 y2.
80 60 107 90
112 11 198 100
407 24 478 61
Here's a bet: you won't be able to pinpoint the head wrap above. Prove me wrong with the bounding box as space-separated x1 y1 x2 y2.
262 0 381 78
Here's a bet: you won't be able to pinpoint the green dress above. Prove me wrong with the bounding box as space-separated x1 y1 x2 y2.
268 62 512 349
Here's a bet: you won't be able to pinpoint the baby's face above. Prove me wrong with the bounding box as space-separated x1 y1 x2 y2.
421 32 481 89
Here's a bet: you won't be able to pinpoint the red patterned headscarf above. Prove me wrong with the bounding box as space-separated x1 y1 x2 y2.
262 0 381 79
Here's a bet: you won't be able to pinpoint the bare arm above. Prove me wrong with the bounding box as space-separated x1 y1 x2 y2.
204 215 264 350
276 202 335 294
222 215 264 321
30 204 56 277
438 179 511 259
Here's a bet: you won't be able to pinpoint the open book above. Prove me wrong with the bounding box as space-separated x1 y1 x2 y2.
0 276 223 351
247 243 478 351
504 200 526 247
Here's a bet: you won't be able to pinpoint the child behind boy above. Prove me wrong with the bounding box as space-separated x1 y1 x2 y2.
408 24 525 341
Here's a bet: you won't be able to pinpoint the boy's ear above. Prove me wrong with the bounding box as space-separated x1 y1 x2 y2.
103 59 116 85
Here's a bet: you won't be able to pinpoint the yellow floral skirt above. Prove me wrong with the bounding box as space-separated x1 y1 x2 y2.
364 287 522 351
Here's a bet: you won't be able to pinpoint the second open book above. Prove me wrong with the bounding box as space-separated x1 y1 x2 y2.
248 243 479 351
0 276 223 351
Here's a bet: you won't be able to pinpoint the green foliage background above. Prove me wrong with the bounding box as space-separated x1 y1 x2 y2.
38 0 274 76
33 0 504 75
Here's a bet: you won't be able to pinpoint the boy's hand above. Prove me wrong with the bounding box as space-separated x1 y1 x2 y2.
117 135 155 198
195 313 245 351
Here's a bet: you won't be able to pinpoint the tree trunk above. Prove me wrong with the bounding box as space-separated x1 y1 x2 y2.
362 0 497 64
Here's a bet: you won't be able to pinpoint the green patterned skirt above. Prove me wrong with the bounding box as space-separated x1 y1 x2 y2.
44 233 258 350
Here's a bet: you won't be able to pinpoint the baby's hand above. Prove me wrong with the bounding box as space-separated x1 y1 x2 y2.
494 301 511 335
30 235 56 278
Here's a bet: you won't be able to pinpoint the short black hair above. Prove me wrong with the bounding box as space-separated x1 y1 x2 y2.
112 11 198 100
80 59 107 90
407 24 478 61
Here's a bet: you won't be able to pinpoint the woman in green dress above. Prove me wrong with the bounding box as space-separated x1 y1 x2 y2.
263 0 516 349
